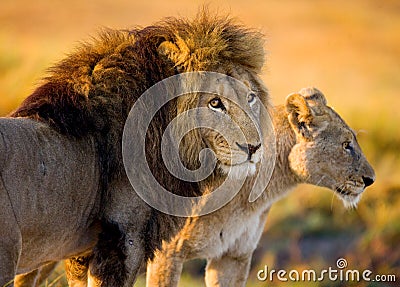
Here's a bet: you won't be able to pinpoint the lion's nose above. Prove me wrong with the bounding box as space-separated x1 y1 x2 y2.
362 176 374 187
236 142 261 160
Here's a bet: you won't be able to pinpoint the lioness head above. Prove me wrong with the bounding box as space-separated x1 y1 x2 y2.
286 87 375 208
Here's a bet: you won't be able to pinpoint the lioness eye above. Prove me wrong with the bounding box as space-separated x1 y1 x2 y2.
247 92 257 105
208 98 225 111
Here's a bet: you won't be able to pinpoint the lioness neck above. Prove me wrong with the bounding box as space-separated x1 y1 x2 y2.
263 105 300 200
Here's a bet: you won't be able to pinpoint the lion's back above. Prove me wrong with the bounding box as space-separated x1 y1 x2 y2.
0 117 100 271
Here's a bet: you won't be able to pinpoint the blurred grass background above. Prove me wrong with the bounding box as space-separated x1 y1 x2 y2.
1 0 399 286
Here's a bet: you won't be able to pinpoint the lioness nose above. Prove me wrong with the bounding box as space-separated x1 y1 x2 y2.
236 142 261 158
362 176 374 187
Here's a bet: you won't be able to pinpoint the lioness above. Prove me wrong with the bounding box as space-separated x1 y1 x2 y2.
146 87 375 287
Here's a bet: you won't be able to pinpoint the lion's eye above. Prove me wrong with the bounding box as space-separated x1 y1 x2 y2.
208 98 225 111
247 92 257 106
342 141 354 152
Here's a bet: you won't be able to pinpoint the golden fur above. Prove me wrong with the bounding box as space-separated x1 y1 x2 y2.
2 10 271 287
146 88 375 287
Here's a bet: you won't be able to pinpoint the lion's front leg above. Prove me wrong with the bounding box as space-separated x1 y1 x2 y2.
121 230 146 287
87 220 145 287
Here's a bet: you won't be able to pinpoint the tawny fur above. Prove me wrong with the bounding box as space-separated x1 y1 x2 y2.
1 10 270 287
0 119 101 286
146 88 375 287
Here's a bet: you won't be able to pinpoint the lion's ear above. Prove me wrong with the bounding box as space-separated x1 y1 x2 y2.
158 37 190 69
285 93 314 140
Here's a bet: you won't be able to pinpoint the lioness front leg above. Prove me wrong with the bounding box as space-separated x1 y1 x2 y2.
205 209 271 287
205 253 252 287
146 249 184 287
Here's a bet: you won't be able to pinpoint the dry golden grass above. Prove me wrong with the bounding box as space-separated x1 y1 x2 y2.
1 0 399 286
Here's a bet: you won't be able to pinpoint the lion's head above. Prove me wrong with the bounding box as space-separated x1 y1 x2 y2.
166 69 267 182
153 14 269 182
286 87 375 208
197 74 263 178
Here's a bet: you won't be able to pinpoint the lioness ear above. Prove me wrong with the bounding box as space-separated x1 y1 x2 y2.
158 37 190 70
299 87 327 107
285 93 314 139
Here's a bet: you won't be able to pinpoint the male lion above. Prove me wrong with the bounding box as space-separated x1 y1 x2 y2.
146 88 375 287
0 11 272 287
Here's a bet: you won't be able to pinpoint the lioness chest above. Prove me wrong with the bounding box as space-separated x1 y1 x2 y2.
183 199 268 259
